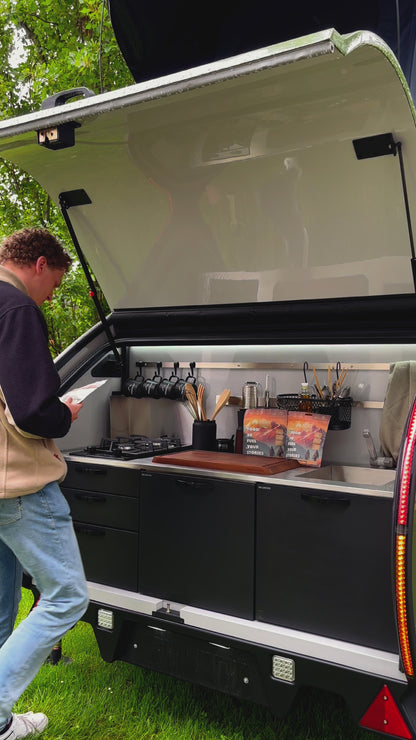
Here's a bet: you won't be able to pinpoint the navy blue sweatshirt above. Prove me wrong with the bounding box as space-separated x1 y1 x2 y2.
0 269 72 438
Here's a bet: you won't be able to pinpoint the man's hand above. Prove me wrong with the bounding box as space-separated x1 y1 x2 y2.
64 397 83 422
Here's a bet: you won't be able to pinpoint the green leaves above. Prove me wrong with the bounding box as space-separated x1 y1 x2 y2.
0 0 132 353
41 261 110 357
4 0 133 104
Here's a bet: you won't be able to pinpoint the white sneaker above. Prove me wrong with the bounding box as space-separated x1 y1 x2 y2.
0 713 48 738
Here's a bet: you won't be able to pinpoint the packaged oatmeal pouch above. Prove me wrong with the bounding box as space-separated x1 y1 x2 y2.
243 408 288 457
286 411 331 466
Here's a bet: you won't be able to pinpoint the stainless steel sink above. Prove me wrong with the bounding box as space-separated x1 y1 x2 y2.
297 465 396 487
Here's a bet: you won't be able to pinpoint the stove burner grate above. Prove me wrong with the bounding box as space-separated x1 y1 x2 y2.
68 434 185 460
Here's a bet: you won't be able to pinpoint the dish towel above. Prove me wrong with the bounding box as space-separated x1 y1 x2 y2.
379 361 416 464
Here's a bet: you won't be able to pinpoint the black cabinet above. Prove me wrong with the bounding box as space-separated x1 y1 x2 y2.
63 463 139 496
62 462 140 591
139 471 255 619
256 483 398 652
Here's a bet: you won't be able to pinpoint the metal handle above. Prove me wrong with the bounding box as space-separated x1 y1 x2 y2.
74 493 106 503
76 467 107 475
301 491 351 506
175 478 213 490
74 524 106 536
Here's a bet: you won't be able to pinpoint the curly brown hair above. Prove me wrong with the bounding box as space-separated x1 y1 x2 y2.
0 228 72 271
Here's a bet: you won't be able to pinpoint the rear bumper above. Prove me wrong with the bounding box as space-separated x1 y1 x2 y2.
83 582 412 735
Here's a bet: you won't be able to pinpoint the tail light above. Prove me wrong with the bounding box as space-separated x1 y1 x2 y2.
393 398 416 680
359 398 416 738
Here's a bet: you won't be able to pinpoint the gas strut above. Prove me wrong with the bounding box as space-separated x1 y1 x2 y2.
59 188 122 368
353 132 416 292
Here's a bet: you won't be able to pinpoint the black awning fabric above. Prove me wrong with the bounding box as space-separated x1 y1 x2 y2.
109 294 416 345
107 0 416 95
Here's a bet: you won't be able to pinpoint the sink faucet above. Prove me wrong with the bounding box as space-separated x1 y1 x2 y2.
363 429 394 468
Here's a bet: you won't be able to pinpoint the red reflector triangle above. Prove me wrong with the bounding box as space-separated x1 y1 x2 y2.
360 685 412 738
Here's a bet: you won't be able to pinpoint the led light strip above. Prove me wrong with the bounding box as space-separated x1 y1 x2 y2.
395 400 416 678
396 535 413 675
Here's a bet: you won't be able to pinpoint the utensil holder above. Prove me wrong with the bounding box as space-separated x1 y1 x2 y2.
192 420 217 451
276 394 353 430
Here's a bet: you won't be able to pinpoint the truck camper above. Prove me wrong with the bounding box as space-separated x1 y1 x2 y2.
3 2 416 736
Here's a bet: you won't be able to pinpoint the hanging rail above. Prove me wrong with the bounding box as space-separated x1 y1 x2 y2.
135 361 390 371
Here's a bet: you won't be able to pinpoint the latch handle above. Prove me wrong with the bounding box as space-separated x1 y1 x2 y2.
40 87 95 110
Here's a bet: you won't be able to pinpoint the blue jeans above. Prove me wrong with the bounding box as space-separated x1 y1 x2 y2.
0 482 89 725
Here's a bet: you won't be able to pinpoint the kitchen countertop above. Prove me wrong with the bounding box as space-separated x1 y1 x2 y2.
64 452 396 498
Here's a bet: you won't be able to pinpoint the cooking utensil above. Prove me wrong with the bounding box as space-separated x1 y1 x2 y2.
197 383 207 421
332 368 350 397
337 367 349 390
312 366 324 399
185 382 199 419
210 389 231 421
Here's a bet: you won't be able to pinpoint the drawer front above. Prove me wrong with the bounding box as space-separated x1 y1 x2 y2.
74 522 138 591
64 488 139 531
63 462 139 497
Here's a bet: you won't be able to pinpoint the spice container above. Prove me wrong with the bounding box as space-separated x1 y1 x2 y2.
298 382 313 412
242 381 258 409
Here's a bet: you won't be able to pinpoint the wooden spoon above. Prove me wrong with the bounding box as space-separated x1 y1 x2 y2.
185 383 199 419
210 389 231 421
197 384 207 421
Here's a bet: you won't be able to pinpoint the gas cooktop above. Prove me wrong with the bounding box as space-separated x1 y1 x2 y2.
68 435 189 461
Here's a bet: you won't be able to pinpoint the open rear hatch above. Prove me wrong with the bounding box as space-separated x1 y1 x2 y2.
0 29 415 314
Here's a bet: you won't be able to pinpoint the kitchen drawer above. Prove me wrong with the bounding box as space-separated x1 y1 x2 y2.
63 461 139 496
139 471 255 619
74 522 138 591
63 488 139 531
255 483 397 652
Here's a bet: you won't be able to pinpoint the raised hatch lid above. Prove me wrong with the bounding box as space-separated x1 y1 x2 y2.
0 29 415 310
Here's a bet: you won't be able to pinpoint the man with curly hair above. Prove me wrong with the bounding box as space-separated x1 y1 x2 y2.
0 228 89 739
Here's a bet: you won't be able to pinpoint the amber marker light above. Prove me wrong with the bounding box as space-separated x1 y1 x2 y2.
394 399 416 679
396 534 413 676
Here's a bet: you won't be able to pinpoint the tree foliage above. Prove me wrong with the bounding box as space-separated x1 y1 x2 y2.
0 0 134 355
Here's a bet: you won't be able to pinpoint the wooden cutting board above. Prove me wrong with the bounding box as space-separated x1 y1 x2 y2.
152 450 300 475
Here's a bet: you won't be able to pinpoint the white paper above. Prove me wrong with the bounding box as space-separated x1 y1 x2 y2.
60 380 108 404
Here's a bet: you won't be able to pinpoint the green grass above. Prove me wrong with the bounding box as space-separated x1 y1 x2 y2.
13 589 384 739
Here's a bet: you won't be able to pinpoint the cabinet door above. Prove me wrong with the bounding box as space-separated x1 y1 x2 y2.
256 484 397 652
139 471 255 619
